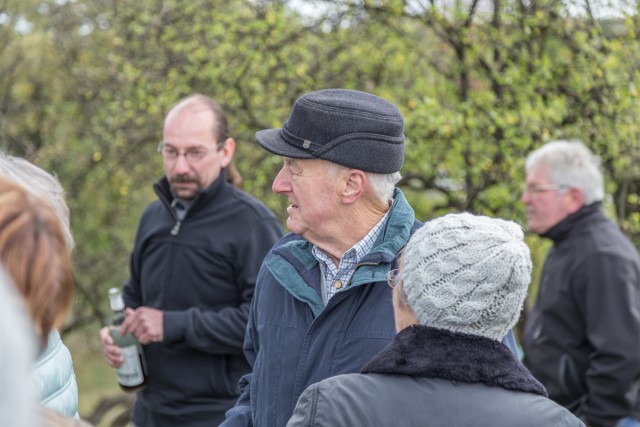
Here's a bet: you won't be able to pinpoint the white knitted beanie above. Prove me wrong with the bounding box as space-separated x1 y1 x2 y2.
401 212 532 341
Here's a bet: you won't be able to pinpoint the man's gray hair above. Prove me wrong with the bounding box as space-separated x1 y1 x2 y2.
0 154 74 250
324 162 401 203
366 171 402 203
525 140 604 205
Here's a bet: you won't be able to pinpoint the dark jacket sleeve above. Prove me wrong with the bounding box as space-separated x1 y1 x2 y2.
578 253 640 426
221 272 263 427
162 217 282 354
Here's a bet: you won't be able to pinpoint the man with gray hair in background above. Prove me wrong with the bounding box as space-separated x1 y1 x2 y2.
521 140 640 427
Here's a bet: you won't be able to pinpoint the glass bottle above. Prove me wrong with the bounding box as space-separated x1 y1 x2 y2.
108 288 148 392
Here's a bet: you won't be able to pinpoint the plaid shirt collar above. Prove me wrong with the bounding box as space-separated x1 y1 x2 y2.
312 208 391 303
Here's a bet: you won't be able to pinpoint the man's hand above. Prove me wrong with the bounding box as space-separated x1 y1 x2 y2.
120 306 164 345
99 327 124 368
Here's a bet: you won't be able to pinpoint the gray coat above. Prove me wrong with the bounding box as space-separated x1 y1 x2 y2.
287 326 585 427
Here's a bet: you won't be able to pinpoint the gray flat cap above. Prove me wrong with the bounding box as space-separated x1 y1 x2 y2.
256 89 405 173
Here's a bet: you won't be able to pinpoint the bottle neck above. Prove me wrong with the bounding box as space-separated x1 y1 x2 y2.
111 309 126 326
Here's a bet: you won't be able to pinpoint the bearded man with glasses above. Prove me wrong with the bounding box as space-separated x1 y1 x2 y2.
522 140 640 427
100 94 283 427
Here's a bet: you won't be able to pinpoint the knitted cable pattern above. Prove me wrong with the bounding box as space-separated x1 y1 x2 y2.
402 212 532 341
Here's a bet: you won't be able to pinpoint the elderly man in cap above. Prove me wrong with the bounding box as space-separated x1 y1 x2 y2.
222 89 519 427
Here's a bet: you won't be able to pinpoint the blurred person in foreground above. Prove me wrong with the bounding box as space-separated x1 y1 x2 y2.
521 140 640 427
0 177 91 426
99 94 283 426
0 265 38 427
222 89 519 427
0 154 79 418
287 212 584 426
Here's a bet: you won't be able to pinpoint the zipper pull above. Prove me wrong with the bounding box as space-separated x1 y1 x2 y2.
171 221 182 235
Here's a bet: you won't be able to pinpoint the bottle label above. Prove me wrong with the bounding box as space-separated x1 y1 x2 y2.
116 344 144 386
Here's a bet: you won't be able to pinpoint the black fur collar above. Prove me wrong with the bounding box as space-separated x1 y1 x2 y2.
362 325 547 397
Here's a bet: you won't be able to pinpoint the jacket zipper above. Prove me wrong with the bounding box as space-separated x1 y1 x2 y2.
157 193 184 236
171 221 182 235
344 261 381 288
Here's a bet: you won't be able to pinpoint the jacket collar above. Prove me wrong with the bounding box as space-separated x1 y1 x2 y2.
362 325 548 397
154 169 229 215
266 188 417 316
541 202 603 243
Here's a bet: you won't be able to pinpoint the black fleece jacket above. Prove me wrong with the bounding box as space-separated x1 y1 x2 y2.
124 170 283 426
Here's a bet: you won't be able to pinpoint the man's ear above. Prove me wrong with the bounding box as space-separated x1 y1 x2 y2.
219 137 236 168
566 187 585 214
341 170 366 204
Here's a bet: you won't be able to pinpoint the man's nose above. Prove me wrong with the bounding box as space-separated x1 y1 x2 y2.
171 154 191 174
272 168 290 194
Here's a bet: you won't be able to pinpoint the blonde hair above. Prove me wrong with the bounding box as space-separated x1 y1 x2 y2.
0 178 73 347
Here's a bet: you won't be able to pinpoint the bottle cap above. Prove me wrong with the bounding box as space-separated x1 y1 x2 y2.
108 288 125 311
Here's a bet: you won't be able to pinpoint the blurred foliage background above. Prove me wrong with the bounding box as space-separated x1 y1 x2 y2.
1 0 639 424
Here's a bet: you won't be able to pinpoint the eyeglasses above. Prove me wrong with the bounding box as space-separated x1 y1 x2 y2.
157 141 222 163
522 183 569 195
386 269 401 289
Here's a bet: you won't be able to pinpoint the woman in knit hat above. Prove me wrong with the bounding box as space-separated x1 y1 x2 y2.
287 212 584 427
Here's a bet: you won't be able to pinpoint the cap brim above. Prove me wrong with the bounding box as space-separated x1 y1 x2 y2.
256 129 315 159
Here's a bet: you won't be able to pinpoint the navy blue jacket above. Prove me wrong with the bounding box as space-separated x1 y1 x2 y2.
223 189 519 427
123 171 283 426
